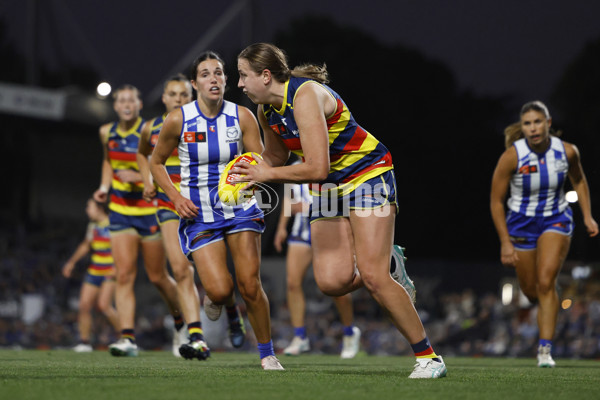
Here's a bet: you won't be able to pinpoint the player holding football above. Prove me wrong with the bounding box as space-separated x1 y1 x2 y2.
234 43 444 378
149 51 283 370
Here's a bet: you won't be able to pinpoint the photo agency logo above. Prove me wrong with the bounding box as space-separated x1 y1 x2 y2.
280 181 393 218
209 183 280 219
209 179 393 220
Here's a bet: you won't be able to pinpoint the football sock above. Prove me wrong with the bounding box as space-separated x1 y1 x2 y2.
225 304 240 323
411 337 440 362
173 315 185 331
258 340 275 359
343 325 354 336
187 321 204 342
294 326 307 339
121 329 135 343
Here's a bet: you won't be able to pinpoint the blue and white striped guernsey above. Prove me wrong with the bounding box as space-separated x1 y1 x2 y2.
289 183 312 243
178 100 259 223
507 136 569 217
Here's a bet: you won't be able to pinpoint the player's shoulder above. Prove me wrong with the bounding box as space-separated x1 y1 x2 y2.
99 122 114 141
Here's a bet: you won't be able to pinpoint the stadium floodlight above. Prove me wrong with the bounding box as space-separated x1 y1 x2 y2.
565 190 578 203
97 82 112 97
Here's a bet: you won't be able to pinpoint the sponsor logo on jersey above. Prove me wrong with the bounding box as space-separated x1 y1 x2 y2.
184 131 207 143
271 124 287 135
518 165 538 174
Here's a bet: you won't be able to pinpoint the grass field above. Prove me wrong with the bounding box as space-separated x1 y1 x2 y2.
1 350 599 400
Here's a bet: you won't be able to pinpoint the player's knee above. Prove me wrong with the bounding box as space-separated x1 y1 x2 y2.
358 270 383 295
315 277 346 297
537 279 556 296
147 272 167 286
286 278 302 293
237 277 261 301
79 301 93 313
116 268 136 285
171 264 193 283
206 286 234 305
96 300 111 314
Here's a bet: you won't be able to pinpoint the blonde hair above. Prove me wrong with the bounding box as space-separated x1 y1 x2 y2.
291 63 329 84
503 122 523 149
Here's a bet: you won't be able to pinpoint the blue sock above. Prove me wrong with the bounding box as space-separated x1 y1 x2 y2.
257 340 275 359
294 327 307 339
343 325 354 336
539 339 552 347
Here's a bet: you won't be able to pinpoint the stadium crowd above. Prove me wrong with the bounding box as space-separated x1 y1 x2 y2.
1 221 599 359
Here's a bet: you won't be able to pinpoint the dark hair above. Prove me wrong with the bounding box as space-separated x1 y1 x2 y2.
189 51 225 81
238 42 329 84
164 73 189 90
112 84 141 101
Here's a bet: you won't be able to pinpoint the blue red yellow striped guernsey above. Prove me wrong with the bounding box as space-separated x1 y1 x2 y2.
86 219 114 277
107 117 156 216
263 77 393 196
148 114 180 213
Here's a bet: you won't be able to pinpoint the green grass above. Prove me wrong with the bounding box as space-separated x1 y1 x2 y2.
1 350 599 400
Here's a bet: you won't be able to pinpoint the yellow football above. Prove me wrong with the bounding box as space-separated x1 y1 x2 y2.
218 152 263 206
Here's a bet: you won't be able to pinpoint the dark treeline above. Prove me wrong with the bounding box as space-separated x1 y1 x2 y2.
1 15 599 263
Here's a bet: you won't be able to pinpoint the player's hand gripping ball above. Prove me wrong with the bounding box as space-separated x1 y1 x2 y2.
218 152 263 206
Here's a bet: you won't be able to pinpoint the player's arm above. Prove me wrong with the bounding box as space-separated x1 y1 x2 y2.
273 194 291 253
93 124 113 203
62 225 93 278
239 105 264 155
565 142 599 237
150 109 199 219
258 105 290 168
232 85 331 184
136 120 157 202
490 147 519 267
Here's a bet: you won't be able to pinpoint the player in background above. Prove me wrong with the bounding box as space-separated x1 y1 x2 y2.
491 100 598 367
149 51 283 370
93 85 184 357
62 198 119 352
274 178 361 358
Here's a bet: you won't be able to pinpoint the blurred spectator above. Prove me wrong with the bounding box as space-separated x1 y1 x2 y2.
1 221 600 359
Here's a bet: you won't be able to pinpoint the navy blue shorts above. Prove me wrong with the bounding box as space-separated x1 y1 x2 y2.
179 217 265 259
156 208 179 225
108 211 161 239
84 273 114 288
310 170 398 222
506 208 573 250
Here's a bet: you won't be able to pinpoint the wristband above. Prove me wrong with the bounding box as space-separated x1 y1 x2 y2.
99 184 109 194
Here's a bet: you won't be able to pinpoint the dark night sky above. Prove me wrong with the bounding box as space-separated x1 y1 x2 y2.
2 0 600 105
